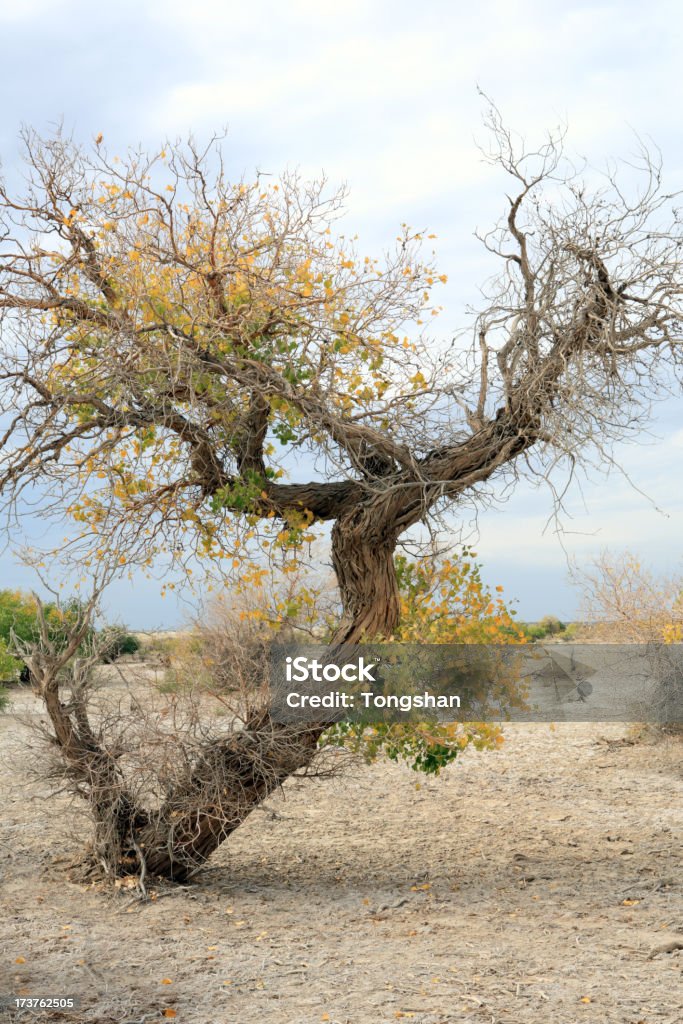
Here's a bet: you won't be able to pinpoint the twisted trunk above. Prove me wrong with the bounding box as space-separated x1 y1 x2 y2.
131 511 401 881
42 503 401 883
330 505 400 643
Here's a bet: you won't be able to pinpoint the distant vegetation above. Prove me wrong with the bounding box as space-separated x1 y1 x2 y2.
0 590 138 705
98 627 141 663
520 615 570 641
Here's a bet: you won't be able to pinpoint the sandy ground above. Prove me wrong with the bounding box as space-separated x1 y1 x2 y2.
1 684 683 1024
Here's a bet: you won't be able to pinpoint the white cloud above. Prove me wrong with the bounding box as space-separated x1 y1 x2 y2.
140 0 683 235
1 0 682 622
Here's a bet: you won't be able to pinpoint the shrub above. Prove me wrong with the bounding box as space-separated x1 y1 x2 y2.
0 636 21 711
0 590 43 647
0 636 21 680
521 615 567 640
538 615 566 635
99 627 141 663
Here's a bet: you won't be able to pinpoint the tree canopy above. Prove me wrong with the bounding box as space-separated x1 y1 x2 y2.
1 115 682 642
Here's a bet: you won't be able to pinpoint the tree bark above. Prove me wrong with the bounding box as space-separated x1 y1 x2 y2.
330 505 400 643
128 716 323 881
109 508 403 881
43 507 401 883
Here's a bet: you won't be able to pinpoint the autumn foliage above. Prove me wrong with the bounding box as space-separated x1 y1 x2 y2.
189 550 527 774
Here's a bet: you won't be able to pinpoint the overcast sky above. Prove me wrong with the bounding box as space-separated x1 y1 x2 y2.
0 0 681 626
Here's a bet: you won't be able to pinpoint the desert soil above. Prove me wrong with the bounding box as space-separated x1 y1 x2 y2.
1 682 682 1024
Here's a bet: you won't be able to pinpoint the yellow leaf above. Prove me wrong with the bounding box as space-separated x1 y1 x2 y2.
160 978 173 985
580 996 591 1003
163 1011 177 1019
622 898 640 906
15 956 26 964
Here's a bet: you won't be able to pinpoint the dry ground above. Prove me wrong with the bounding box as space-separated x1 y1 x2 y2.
1 681 682 1024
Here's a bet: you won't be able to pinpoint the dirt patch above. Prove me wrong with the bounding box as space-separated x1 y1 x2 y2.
1 689 682 1023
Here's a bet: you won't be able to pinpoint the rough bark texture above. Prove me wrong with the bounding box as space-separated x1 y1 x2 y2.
128 716 326 882
331 508 401 644
129 520 402 880
34 524 402 882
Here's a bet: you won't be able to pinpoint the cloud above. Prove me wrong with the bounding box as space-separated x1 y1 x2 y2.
0 0 682 623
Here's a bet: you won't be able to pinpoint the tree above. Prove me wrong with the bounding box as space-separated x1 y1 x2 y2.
1 112 682 879
571 551 683 643
571 551 683 731
0 589 78 705
0 640 14 708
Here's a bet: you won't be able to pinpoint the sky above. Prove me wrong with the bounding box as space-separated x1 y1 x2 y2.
0 0 681 626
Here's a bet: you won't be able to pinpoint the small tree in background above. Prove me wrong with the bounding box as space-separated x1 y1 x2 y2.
572 551 683 643
571 551 683 733
0 640 14 708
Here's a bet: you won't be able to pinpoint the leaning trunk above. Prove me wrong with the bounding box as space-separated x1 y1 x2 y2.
127 515 400 880
38 506 401 883
120 511 401 880
128 714 325 881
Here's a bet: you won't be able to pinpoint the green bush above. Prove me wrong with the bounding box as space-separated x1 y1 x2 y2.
0 636 22 681
99 627 141 663
521 615 567 641
0 590 43 647
0 637 20 710
538 615 566 635
0 589 138 675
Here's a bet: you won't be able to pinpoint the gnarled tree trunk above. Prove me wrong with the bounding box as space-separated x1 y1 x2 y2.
331 506 400 644
124 714 327 882
35 506 402 883
127 511 402 881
